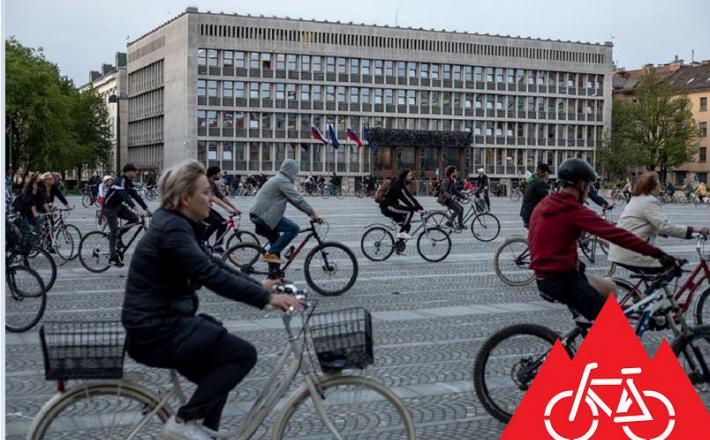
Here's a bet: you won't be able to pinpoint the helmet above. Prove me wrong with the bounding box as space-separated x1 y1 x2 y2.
477 168 484 173
103 175 114 182
557 159 596 185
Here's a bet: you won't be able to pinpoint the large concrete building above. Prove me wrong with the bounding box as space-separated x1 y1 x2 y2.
126 7 613 189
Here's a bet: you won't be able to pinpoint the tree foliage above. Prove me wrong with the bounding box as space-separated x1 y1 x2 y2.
5 38 112 176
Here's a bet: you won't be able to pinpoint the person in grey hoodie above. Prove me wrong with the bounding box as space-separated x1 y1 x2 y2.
250 159 322 263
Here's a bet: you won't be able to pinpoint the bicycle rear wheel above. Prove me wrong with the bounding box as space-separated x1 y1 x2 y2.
360 226 395 261
27 381 172 440
694 286 710 326
493 237 535 286
9 249 58 292
672 325 710 408
221 242 270 277
416 227 452 263
78 231 111 273
304 242 358 296
225 229 261 249
273 375 416 440
470 212 501 242
5 265 47 333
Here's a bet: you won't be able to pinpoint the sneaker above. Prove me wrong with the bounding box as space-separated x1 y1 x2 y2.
212 245 226 254
161 416 212 440
262 253 284 264
109 255 125 268
396 232 413 240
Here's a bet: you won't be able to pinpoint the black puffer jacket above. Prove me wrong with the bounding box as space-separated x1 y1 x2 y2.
520 176 549 228
122 208 272 353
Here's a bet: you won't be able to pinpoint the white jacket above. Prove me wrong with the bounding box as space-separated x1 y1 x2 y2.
608 195 691 267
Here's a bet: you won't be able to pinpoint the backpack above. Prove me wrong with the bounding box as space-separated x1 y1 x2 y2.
432 180 440 198
374 179 392 205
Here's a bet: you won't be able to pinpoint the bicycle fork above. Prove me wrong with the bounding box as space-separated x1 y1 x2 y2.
304 376 345 440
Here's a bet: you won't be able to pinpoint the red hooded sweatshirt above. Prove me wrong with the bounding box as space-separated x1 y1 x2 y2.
528 192 662 277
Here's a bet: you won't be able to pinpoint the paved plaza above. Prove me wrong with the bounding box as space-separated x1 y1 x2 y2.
5 195 710 439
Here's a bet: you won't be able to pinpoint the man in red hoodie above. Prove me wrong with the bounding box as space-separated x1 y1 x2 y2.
528 158 678 321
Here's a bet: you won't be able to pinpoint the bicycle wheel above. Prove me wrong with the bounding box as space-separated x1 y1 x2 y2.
81 194 92 208
493 237 535 287
221 242 270 276
62 224 83 259
273 375 416 440
304 242 358 296
9 249 58 292
360 226 395 262
78 231 111 273
52 227 75 262
27 381 172 439
416 227 452 262
5 265 47 333
695 286 710 326
470 212 501 242
473 324 564 423
423 210 451 229
672 325 710 408
225 229 261 249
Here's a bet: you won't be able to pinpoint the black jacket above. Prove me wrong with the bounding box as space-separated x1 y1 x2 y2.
36 184 68 212
381 179 423 211
437 177 463 205
475 174 489 189
520 176 549 227
104 175 148 211
122 208 272 352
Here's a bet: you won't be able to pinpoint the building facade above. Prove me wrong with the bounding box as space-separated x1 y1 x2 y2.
126 7 613 187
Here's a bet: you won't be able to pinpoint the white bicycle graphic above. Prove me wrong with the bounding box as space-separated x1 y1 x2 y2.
544 362 675 440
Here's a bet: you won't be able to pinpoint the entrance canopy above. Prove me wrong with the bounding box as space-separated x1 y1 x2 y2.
368 128 472 148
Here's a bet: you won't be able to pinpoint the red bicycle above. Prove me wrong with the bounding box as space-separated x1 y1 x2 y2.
616 233 710 325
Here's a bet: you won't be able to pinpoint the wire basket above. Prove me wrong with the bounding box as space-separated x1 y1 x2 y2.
40 321 126 381
309 308 373 372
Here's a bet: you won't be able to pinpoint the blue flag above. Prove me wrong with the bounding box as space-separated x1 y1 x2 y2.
328 123 340 149
364 127 376 150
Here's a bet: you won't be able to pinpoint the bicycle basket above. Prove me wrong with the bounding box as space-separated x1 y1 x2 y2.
40 321 126 381
309 308 373 372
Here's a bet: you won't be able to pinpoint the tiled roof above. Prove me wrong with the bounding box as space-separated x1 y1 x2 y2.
667 63 710 93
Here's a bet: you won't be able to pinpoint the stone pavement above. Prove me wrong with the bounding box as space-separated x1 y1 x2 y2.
5 195 710 439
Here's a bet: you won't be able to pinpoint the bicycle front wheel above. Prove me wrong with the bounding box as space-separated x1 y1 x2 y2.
304 242 358 296
416 227 452 262
9 249 58 292
52 227 75 262
273 374 416 440
493 237 535 287
27 381 172 440
360 227 395 261
6 265 47 333
62 224 83 259
78 231 111 273
470 212 501 242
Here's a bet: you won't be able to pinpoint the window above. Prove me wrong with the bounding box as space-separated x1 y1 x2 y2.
474 66 483 82
350 58 359 75
286 84 296 101
249 83 258 99
326 86 335 102
260 83 270 99
464 66 472 81
276 54 286 70
397 62 406 77
361 59 370 75
496 68 503 83
235 112 245 128
250 53 259 69
275 113 286 130
249 113 259 129
208 111 218 128
312 85 322 101
326 57 335 73
287 54 297 71
443 64 451 80
385 61 394 76
198 49 206 66
275 83 285 100
235 81 245 98
234 51 245 68
261 53 271 70
197 110 206 129
385 89 393 105
223 50 234 67
431 64 439 79
337 57 346 74
313 56 322 72
208 50 218 66
700 122 708 138
374 89 383 104
197 80 206 96
299 84 309 101
262 113 271 129
301 55 311 72
361 88 370 103
407 90 416 106
222 112 233 128
432 91 440 106
207 80 217 97
700 147 707 162
397 90 406 105
337 86 345 103
350 87 359 103
374 60 383 76
701 97 708 112
222 81 233 98
507 69 514 84
486 68 494 83
408 62 417 78
453 65 461 81
421 63 429 79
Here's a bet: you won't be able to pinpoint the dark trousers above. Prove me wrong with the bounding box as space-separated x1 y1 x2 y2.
381 205 414 233
481 189 490 210
203 208 227 245
105 205 139 257
536 270 606 321
445 199 464 227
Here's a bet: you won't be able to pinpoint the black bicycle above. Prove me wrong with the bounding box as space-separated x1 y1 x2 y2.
222 219 358 296
425 191 501 242
78 214 151 273
6 214 58 292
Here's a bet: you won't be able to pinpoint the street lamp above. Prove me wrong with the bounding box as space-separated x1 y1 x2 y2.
108 94 120 175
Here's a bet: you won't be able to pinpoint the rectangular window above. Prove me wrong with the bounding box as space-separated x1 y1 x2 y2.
443 64 451 80
275 113 286 129
250 53 259 69
407 90 416 106
507 69 514 84
700 97 708 112
431 64 439 79
326 86 335 102
235 51 245 68
235 112 245 128
361 59 370 75
374 60 383 76
397 61 406 77
197 79 206 96
197 110 206 129
208 110 218 128
397 89 406 105
313 56 322 72
276 54 286 70
313 85 322 101
222 81 233 97
235 81 245 98
350 87 359 103
301 55 311 72
261 53 272 70
198 49 206 66
385 61 394 76
464 66 472 81
700 147 707 162
475 66 483 82
249 83 259 99
385 89 393 105
700 122 708 138
223 50 234 67
337 57 346 74
408 62 417 78
208 49 218 66
486 68 494 83
208 80 218 97
337 86 346 103
326 57 336 73
275 83 285 100
286 84 296 101
374 88 383 104
261 113 271 129
421 63 429 79
361 88 370 103
260 83 270 99
350 58 359 75
287 54 297 71
249 113 259 129
301 84 310 101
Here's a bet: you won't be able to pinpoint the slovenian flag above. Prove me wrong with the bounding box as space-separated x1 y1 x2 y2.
310 125 327 144
364 127 376 150
346 127 364 147
328 123 340 149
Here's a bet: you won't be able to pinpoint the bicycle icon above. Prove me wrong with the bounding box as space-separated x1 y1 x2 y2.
544 362 675 440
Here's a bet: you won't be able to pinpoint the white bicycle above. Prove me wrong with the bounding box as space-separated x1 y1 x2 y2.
544 362 675 440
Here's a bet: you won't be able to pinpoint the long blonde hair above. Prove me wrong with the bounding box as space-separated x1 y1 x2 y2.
158 160 206 210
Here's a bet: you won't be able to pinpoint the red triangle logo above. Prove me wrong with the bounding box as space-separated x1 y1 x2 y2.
502 297 710 439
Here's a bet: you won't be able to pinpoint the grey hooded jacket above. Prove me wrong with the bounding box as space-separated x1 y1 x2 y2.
250 160 315 228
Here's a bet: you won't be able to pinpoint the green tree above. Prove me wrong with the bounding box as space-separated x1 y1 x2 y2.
599 98 646 180
68 87 112 178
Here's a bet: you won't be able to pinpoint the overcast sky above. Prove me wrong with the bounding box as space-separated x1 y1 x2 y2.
5 0 710 85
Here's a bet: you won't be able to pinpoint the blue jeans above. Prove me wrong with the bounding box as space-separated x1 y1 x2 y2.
253 216 300 256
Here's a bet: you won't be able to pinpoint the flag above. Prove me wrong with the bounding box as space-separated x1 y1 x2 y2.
364 127 376 150
300 143 310 151
346 127 364 147
310 125 327 144
328 123 340 149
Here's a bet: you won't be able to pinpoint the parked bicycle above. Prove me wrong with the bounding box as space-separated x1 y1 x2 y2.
78 214 151 273
361 212 452 263
27 285 416 439
222 220 358 296
425 191 501 242
473 264 710 423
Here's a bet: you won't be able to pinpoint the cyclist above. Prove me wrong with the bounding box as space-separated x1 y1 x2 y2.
250 159 321 264
622 177 632 202
104 163 151 267
203 166 239 254
437 166 465 230
698 181 708 203
14 173 41 227
609 171 708 274
37 171 71 213
97 175 113 206
329 172 341 195
474 168 491 211
664 181 676 199
520 162 552 228
379 169 424 240
528 159 680 321
122 160 302 440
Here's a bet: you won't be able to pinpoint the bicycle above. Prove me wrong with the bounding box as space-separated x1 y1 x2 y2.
424 192 501 242
510 186 523 203
6 214 58 292
203 212 260 253
222 220 358 296
81 184 98 207
27 285 416 439
361 212 452 263
78 214 151 273
473 264 710 423
36 208 82 262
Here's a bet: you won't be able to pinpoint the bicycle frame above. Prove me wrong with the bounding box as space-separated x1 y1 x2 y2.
278 222 326 273
116 218 149 258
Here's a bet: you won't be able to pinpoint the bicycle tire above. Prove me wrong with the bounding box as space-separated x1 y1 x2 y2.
62 224 83 259
424 210 451 229
9 249 57 292
473 323 564 423
6 265 47 333
81 194 92 208
272 374 416 440
26 381 172 440
78 231 111 273
221 242 270 276
304 242 358 296
52 228 74 263
470 212 501 242
360 226 395 261
225 229 261 249
493 237 535 287
671 325 710 403
416 227 452 263
695 286 710 327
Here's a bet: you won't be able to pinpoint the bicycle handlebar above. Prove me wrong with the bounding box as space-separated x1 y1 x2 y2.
629 259 689 282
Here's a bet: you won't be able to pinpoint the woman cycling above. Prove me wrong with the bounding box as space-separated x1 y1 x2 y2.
379 169 424 240
122 160 302 440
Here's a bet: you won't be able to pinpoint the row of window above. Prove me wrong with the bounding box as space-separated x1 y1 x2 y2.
127 144 163 170
127 116 164 147
197 24 606 64
197 49 605 88
470 148 592 174
128 60 164 96
128 89 164 121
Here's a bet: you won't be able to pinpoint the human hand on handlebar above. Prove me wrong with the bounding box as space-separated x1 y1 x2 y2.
268 293 304 312
311 213 322 223
692 226 709 237
657 252 686 270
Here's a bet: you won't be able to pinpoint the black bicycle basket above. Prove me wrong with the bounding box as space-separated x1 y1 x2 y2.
40 321 126 381
309 307 373 371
